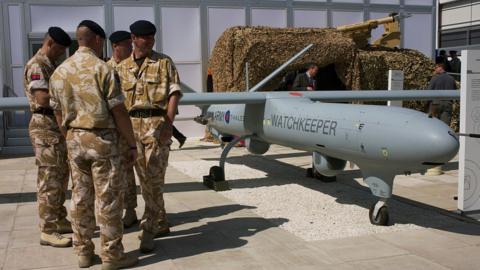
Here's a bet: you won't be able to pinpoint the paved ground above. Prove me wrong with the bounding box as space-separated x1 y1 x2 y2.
0 140 479 269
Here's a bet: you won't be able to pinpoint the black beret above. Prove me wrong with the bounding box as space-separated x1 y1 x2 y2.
48 27 72 47
130 20 156 36
109 31 131 44
78 20 106 39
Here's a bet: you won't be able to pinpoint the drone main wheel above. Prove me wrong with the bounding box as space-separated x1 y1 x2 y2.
369 203 389 226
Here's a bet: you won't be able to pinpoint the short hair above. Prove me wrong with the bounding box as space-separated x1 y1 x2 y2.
435 62 446 70
449 50 457 56
439 50 447 56
307 63 318 70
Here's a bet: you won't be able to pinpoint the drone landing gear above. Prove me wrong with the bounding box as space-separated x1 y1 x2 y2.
203 135 251 191
306 168 337 182
369 198 389 226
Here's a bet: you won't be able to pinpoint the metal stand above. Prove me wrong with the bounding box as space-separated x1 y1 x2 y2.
203 135 251 191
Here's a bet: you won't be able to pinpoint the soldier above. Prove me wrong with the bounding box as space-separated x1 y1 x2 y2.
116 20 182 253
24 26 72 248
49 20 138 269
107 31 138 228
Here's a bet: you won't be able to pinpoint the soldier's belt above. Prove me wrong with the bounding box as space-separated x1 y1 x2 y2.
33 107 54 116
129 109 166 118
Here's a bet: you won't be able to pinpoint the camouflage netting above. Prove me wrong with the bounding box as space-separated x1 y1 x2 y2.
208 26 459 131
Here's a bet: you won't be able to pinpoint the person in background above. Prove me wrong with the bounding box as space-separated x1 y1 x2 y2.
425 62 457 176
293 63 318 91
449 50 461 81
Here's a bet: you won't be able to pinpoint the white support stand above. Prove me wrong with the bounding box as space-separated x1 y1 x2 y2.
458 50 480 219
387 70 404 107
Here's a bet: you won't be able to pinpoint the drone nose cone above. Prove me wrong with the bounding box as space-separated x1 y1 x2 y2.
422 122 459 164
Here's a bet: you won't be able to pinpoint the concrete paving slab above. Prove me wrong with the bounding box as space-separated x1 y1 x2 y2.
349 254 450 270
0 205 16 231
3 245 76 269
410 245 480 270
308 235 409 262
374 228 470 256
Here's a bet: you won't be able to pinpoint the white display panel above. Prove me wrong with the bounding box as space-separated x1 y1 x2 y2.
208 8 245 54
161 7 201 62
370 0 399 4
331 11 364 27
403 13 433 57
404 0 433 6
176 64 202 92
12 67 24 97
370 12 389 43
113 6 154 32
8 5 24 65
458 50 480 213
293 10 328 28
251 9 287 28
30 5 105 32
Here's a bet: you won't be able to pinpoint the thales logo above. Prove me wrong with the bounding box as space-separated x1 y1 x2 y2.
225 110 231 124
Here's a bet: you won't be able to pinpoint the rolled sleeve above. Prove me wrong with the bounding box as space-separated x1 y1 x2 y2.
27 64 48 91
167 60 182 97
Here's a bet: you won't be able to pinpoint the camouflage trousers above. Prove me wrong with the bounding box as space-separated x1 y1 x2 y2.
131 116 171 233
29 114 69 234
119 137 137 210
66 128 126 262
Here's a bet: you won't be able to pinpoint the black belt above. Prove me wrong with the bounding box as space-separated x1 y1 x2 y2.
129 109 165 118
33 107 54 116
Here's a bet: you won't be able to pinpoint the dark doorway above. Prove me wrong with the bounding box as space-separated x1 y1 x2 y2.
315 64 346 91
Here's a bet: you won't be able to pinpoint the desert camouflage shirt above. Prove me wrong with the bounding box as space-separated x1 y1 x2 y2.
106 57 120 71
49 46 125 129
116 51 181 111
24 50 56 112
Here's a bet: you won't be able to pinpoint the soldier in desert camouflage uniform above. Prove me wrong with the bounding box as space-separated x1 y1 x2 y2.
116 20 182 253
49 20 138 270
24 26 72 248
107 30 138 228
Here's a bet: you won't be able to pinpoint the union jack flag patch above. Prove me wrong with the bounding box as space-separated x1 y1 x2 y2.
31 73 41 80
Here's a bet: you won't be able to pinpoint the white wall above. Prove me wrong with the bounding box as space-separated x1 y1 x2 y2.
251 8 287 27
30 5 105 32
293 9 328 28
161 7 203 137
208 8 245 54
113 6 154 32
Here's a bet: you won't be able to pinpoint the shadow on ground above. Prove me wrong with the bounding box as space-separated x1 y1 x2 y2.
121 204 287 267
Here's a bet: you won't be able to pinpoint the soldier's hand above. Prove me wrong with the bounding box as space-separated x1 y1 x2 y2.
159 118 173 142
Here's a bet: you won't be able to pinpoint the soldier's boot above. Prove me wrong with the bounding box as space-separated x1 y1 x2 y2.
40 232 72 247
78 254 94 268
426 166 444 176
101 254 138 270
137 225 170 240
156 221 170 238
55 218 73 234
122 208 138 228
139 230 155 253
